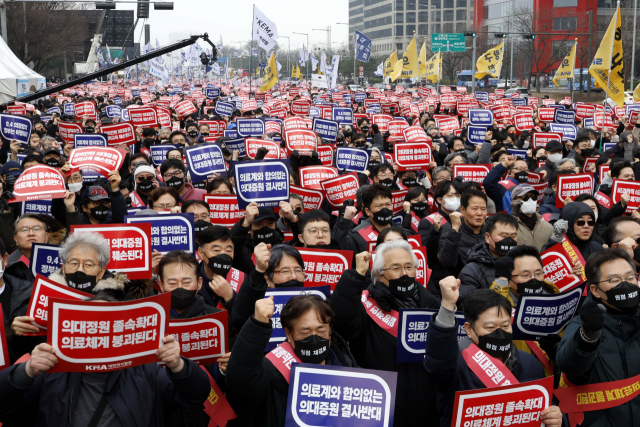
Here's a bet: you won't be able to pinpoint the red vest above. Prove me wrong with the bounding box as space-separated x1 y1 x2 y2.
357 224 379 252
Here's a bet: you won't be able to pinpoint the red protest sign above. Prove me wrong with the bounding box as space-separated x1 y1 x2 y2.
284 129 317 155
46 292 170 373
68 147 126 178
283 117 307 132
394 141 432 171
537 108 556 122
74 101 97 120
392 189 408 215
452 164 491 187
7 104 26 115
155 106 172 128
129 107 159 128
291 100 311 116
299 166 339 190
612 179 640 214
26 274 92 335
203 194 246 227
599 164 610 184
403 125 430 143
371 114 393 133
556 173 594 208
514 113 534 132
168 312 228 365
491 105 512 121
242 100 258 112
595 191 613 209
174 100 198 118
576 104 595 119
299 248 353 292
101 123 137 146
388 119 409 140
245 138 281 160
435 116 459 133
413 247 428 287
594 112 617 130
320 172 360 209
265 121 282 134
316 145 335 166
630 110 640 126
71 223 153 280
451 377 553 427
290 185 325 211
198 120 226 137
456 101 472 115
527 171 543 184
9 165 67 203
582 156 598 174
58 121 84 144
532 132 563 148
541 242 585 292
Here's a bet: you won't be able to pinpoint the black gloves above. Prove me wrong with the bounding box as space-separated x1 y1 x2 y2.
538 334 561 361
371 124 379 134
579 300 606 342
493 257 514 281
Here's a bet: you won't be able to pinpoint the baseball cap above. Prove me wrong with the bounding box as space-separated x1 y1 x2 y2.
0 161 22 177
253 207 278 223
511 184 539 199
545 140 563 153
81 185 109 201
43 148 61 157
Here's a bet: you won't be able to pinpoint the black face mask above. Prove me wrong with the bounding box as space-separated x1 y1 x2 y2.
514 171 529 183
65 271 99 293
124 196 132 208
537 156 547 162
293 334 330 364
372 207 393 226
170 288 197 311
188 130 198 138
90 206 109 220
166 176 184 189
379 178 394 188
4 175 16 192
222 146 231 157
201 132 209 137
252 226 283 246
85 127 95 133
403 178 417 188
360 126 370 134
138 179 154 192
207 254 232 277
493 237 517 256
516 278 544 295
476 327 512 359
368 160 381 170
602 281 639 314
411 201 428 218
580 148 594 157
46 158 61 167
306 243 331 249
276 279 305 288
385 274 417 295
195 219 212 234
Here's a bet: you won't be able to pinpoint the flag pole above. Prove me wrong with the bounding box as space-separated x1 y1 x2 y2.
571 38 578 105
600 2 619 149
250 5 254 96
437 48 441 94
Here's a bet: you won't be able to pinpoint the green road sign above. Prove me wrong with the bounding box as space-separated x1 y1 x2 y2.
431 33 466 52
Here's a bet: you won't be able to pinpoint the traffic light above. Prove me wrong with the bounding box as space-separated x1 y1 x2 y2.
464 32 477 37
494 33 507 38
523 34 536 39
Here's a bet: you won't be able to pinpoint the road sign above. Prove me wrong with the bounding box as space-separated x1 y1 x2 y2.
359 66 364 72
359 71 364 76
431 33 466 52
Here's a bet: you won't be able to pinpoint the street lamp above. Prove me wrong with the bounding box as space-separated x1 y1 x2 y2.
293 32 309 81
312 27 331 56
279 35 291 79
336 22 354 81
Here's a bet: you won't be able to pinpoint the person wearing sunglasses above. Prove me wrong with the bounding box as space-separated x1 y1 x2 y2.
510 185 552 251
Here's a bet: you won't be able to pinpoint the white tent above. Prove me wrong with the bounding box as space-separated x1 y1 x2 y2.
0 36 46 104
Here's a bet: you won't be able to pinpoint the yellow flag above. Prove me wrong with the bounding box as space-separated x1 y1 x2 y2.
260 52 278 92
552 42 576 87
296 65 303 79
634 82 640 102
384 50 397 78
475 42 504 80
419 41 427 76
256 67 261 77
391 37 419 82
425 53 441 83
589 4 624 107
291 65 296 78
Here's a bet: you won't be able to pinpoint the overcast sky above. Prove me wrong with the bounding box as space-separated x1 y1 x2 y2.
114 0 350 52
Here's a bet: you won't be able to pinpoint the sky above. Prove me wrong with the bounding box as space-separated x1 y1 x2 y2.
113 0 350 53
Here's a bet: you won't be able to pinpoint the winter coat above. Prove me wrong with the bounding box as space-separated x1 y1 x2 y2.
458 243 499 301
541 202 604 260
539 190 562 218
438 220 486 278
516 213 553 251
483 163 518 212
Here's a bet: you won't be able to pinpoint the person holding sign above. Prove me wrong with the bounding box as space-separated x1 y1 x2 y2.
567 136 595 171
159 159 207 202
424 280 563 427
67 180 126 226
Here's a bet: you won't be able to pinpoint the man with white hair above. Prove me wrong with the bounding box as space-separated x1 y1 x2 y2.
331 240 441 426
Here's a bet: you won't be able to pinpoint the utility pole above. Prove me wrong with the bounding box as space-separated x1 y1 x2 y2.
0 0 7 44
587 9 593 97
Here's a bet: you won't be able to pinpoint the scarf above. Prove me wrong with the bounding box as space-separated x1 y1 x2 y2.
370 281 419 312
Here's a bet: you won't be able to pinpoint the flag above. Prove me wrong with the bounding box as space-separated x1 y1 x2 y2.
418 41 427 76
329 55 340 89
391 37 419 81
234 49 238 58
253 6 279 53
384 50 397 79
299 50 306 67
425 52 441 83
260 52 278 92
320 51 328 75
374 61 384 77
276 60 282 77
589 4 624 107
355 30 372 62
552 42 577 87
105 44 113 65
310 52 319 71
475 42 504 79
216 36 223 51
252 48 258 56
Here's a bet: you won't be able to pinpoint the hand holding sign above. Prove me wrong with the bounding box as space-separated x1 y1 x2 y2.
156 335 183 372
25 343 58 377
12 316 40 336
255 296 275 323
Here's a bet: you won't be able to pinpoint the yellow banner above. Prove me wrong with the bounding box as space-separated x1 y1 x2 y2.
424 52 441 83
553 42 576 87
391 37 419 81
260 52 278 92
475 42 504 80
589 4 624 107
634 82 640 102
419 41 427 76
384 50 397 78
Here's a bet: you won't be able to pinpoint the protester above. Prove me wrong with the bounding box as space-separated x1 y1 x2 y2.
510 184 553 250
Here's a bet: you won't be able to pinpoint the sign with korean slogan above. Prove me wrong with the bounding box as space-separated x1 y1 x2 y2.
0 113 32 146
468 109 493 126
203 194 246 228
71 223 152 280
149 144 179 166
105 105 122 118
101 122 137 146
30 243 63 278
394 142 432 171
298 248 353 292
167 312 228 365
234 159 290 209
68 147 126 178
9 165 67 203
224 138 246 157
125 214 194 254
556 173 594 208
215 101 235 117
299 166 339 190
312 118 339 142
266 286 330 351
511 285 584 341
332 107 354 125
206 88 221 99
46 292 170 373
236 118 266 137
320 172 360 209
129 107 159 128
611 179 640 214
290 185 325 211
549 123 577 141
397 308 466 364
467 126 488 145
452 164 491 187
185 144 227 182
174 100 198 118
451 377 554 427
74 133 108 148
21 200 52 216
285 364 398 427
285 129 317 156
540 242 586 292
336 147 370 173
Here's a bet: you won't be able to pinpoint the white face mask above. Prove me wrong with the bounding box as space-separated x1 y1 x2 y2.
522 140 530 149
590 139 596 147
443 196 461 212
520 198 537 215
547 153 563 164
68 182 83 193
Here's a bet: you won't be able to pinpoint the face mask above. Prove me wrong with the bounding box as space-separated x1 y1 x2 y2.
516 278 544 295
371 208 393 226
514 171 529 183
411 201 428 218
4 175 16 192
195 219 212 234
306 243 331 249
188 131 198 138
124 196 132 208
537 156 547 162
85 127 95 133
379 178 394 188
90 206 109 220
222 146 231 156
368 160 380 170
137 178 154 192
492 236 517 256
166 176 184 189
207 254 232 277
602 281 639 314
385 274 417 294
360 126 370 134
293 334 330 364
547 153 563 164
201 132 209 137
68 182 83 193
65 271 99 293
520 198 537 215
443 197 460 212
170 288 197 311
276 279 305 288
476 327 512 359
590 139 596 147
580 148 594 157
403 178 417 187
522 141 530 149
46 158 61 167
252 226 283 246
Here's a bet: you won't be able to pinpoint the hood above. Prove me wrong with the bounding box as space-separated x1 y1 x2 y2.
466 242 496 265
620 131 638 146
561 201 595 244
49 268 129 299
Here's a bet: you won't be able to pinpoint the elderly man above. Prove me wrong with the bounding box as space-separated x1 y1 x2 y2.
332 240 441 426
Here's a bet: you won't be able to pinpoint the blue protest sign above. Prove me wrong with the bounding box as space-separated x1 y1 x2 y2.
332 107 354 125
105 105 122 118
343 93 352 105
355 30 373 62
0 113 32 146
366 105 381 114
63 103 75 115
512 284 585 340
511 98 527 107
234 159 290 209
603 142 616 152
150 144 179 166
121 109 130 122
312 118 340 142
549 123 577 140
74 133 108 148
475 92 489 103
82 170 102 184
131 89 140 97
223 129 238 139
626 104 640 115
46 107 61 115
354 93 367 103
113 97 123 106
397 308 466 364
336 147 370 172
309 107 321 118
236 118 266 137
21 199 52 216
206 88 220 99
125 213 195 254
467 126 488 145
40 116 52 124
265 286 330 351
29 243 62 278
224 138 246 157
554 109 576 124
215 101 235 117
468 109 493 126
582 117 594 128
185 144 227 182
507 148 528 160
285 363 397 427
392 214 403 226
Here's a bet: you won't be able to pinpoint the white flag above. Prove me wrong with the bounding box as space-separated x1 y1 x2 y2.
216 36 223 51
252 5 279 53
320 51 328 75
310 53 319 71
276 60 282 77
330 55 340 89
299 50 306 67
374 61 384 77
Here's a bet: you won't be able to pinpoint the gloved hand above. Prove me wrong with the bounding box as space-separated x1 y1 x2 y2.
510 199 523 217
493 257 514 281
371 124 379 134
538 334 562 361
551 219 568 242
579 300 606 342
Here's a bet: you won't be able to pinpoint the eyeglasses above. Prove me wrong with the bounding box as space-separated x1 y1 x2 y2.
132 162 148 168
512 271 544 280
163 170 184 179
305 227 330 237
274 268 305 277
615 237 640 246
382 265 416 274
154 203 175 209
378 173 394 179
17 225 45 234
594 274 638 287
66 260 99 272
168 155 182 160
521 194 538 202
512 166 529 173
69 175 84 183
576 219 595 227
193 214 210 221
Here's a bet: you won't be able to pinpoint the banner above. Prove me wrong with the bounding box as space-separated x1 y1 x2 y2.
246 138 281 160
74 133 108 148
129 107 159 128
298 248 352 292
394 142 432 171
290 185 325 211
71 223 153 280
46 292 170 373
101 123 137 146
215 101 235 117
299 166 339 190
0 113 32 146
468 109 493 126
168 311 228 365
285 129 317 155
452 164 491 187
332 107 353 125
589 4 624 107
532 132 563 148
549 123 577 141
313 118 339 142
68 147 126 178
320 172 359 209
9 165 67 203
336 147 370 172
355 30 372 62
203 194 246 228
236 118 266 137
556 173 594 208
234 159 290 209
185 144 227 183
285 363 397 427
541 242 586 292
149 144 179 166
174 100 198 118
58 121 84 144
611 179 640 214
125 214 194 254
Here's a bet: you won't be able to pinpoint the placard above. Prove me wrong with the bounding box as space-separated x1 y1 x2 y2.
9 165 67 203
100 122 137 146
58 121 84 144
532 132 562 149
548 123 577 141
402 126 430 143
245 138 281 160
125 213 194 254
292 100 311 116
611 179 640 214
74 133 108 148
554 109 576 125
452 164 491 187
236 118 266 137
0 113 32 145
149 144 179 166
336 147 370 172
541 242 586 292
298 248 353 292
215 101 235 117
234 159 290 209
202 194 246 228
185 144 227 182
290 185 325 211
468 109 493 126
30 243 62 278
68 147 126 178
513 113 534 132
285 129 317 155
174 100 198 118
224 138 246 157
394 142 432 171
388 119 409 140
467 126 487 145
167 311 228 365
556 173 594 208
320 172 360 209
21 199 52 216
129 107 159 128
299 166 339 190
312 118 339 142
